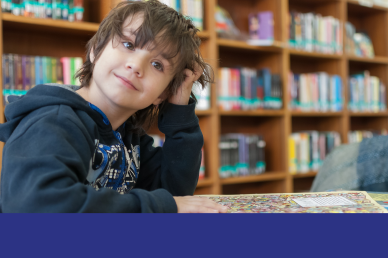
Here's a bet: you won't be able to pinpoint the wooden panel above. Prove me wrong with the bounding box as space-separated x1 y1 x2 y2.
350 117 388 131
219 49 283 74
292 116 343 134
222 180 286 194
290 56 343 74
220 116 286 172
3 29 90 59
293 177 315 192
289 0 342 20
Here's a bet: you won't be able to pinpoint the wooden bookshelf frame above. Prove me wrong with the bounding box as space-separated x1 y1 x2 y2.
1 0 388 194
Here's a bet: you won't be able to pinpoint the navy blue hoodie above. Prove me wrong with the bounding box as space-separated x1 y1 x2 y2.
0 84 203 212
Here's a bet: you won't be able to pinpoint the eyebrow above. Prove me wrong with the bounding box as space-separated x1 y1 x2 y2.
121 29 176 72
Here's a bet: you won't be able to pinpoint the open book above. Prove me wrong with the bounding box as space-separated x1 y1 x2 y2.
199 191 387 213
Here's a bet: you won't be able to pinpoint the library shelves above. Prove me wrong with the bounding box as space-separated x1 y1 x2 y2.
288 49 343 60
220 172 287 185
219 110 284 116
292 171 318 179
217 38 284 53
290 111 344 117
2 0 388 194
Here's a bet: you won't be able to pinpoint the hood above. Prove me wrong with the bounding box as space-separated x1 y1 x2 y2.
0 84 92 142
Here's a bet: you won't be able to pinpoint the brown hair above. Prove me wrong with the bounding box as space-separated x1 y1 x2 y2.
75 0 214 134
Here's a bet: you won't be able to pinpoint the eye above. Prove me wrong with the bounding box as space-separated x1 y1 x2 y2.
152 61 164 71
123 42 135 50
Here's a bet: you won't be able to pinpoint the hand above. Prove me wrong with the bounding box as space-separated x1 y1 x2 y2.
173 196 229 213
168 64 202 105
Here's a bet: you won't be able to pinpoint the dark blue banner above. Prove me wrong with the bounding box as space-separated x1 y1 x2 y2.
0 214 386 257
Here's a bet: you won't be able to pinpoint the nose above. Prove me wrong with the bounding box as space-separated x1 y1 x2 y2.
125 53 146 77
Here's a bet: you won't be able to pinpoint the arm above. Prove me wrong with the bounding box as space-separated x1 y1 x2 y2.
135 68 203 196
0 109 177 213
135 99 203 196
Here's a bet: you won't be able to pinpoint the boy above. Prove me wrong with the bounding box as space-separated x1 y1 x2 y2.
0 0 227 213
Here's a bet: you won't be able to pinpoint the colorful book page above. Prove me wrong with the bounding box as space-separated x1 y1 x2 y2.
200 191 387 213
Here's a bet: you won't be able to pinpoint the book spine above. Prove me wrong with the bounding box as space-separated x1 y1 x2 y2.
14 54 23 90
2 54 11 90
30 56 36 88
24 55 31 90
51 57 57 83
45 0 52 18
70 57 76 85
56 57 63 83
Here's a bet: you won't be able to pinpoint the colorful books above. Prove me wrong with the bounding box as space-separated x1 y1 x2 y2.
2 53 83 102
192 81 210 110
348 71 386 112
289 11 342 54
0 0 84 21
219 134 266 179
289 131 341 174
218 67 282 111
345 21 374 58
288 71 343 112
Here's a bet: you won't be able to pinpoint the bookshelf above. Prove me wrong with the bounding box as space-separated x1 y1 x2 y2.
1 0 388 194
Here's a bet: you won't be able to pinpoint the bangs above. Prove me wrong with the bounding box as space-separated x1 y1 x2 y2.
110 4 199 75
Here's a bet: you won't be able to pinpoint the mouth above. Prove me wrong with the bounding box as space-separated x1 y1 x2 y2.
114 73 138 91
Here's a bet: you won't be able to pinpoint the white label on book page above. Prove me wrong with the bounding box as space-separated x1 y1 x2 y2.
293 196 357 207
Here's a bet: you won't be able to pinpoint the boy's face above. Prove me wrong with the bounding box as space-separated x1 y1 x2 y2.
89 14 175 114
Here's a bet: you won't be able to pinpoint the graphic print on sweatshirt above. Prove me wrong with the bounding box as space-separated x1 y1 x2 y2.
87 139 140 194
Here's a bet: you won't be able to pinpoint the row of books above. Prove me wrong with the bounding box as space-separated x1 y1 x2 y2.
345 21 374 58
218 67 282 111
149 134 205 180
219 134 266 179
348 71 386 112
247 11 274 46
289 11 343 54
192 81 210 110
288 72 343 112
1 0 84 22
131 0 203 31
289 131 341 174
348 130 388 144
2 54 82 98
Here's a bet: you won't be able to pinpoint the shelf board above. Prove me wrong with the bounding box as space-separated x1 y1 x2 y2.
292 171 318 179
196 178 214 188
219 110 284 116
197 31 211 39
290 111 344 117
217 38 283 52
289 48 342 59
1 13 99 35
349 111 388 116
195 109 213 116
347 55 388 64
220 172 287 185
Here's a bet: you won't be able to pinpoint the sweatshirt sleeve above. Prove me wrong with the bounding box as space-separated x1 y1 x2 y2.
0 108 177 213
135 99 203 196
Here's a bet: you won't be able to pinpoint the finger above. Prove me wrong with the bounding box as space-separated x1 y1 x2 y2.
197 198 229 213
193 63 203 81
183 69 196 82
